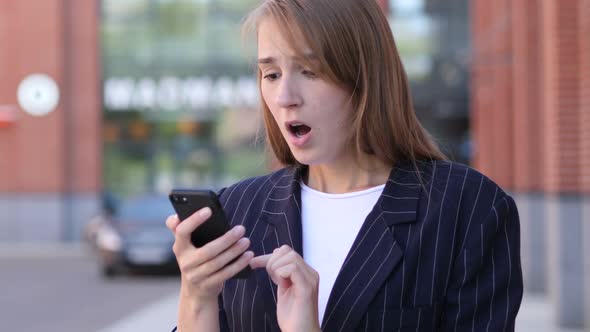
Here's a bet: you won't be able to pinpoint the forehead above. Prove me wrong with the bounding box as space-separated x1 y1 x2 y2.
257 18 310 60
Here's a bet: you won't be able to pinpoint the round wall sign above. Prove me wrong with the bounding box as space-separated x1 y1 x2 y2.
17 74 60 116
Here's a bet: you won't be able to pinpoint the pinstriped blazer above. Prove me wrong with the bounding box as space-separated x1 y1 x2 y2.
184 160 522 332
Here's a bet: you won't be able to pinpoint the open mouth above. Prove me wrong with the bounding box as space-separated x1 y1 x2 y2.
287 123 312 138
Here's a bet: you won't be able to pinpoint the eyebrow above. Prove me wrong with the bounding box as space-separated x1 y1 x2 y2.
257 53 317 65
258 57 276 64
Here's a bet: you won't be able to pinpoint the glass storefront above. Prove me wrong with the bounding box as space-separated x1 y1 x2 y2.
102 0 263 197
101 0 470 198
389 0 471 164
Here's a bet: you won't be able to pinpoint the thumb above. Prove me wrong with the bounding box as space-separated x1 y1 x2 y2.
165 214 180 233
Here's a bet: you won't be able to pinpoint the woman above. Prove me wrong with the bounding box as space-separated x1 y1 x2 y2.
166 0 523 331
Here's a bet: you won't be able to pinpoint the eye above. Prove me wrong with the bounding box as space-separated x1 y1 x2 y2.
302 70 316 78
263 72 280 81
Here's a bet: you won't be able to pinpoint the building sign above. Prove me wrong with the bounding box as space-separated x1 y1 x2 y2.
104 76 259 117
17 74 60 116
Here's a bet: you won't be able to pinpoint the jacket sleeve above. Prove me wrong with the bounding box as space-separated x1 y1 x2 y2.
439 194 523 331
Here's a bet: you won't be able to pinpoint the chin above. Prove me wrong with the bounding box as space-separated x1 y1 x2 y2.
290 150 330 167
290 150 316 166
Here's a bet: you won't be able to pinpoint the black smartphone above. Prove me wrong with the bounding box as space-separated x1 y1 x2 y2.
169 189 251 279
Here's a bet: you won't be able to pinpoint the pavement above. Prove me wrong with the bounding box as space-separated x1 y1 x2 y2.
515 294 584 332
98 292 180 332
0 243 89 258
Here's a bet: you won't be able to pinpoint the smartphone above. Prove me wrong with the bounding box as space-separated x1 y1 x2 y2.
169 189 251 279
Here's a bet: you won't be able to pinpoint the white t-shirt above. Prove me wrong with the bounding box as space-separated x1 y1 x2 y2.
300 181 385 324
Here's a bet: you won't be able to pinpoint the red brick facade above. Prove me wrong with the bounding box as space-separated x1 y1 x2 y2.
581 0 590 192
471 0 590 194
0 0 101 193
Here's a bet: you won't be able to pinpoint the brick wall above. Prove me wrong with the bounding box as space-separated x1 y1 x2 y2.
581 0 590 192
470 0 514 188
0 0 67 192
546 0 583 193
471 0 590 194
64 0 102 193
510 1 545 192
0 0 101 193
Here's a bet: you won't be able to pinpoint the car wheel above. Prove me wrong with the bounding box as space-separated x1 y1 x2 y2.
102 264 118 278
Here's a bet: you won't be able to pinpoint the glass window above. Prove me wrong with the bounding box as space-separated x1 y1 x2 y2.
102 0 262 198
390 0 471 163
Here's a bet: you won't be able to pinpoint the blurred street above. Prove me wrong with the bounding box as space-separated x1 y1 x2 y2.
0 245 584 332
0 245 179 332
516 295 584 332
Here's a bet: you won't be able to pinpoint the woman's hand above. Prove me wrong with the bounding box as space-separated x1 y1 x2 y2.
166 207 253 304
250 245 321 332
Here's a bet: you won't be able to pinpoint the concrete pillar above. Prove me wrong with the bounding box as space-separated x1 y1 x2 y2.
541 0 587 327
515 193 547 293
546 196 585 327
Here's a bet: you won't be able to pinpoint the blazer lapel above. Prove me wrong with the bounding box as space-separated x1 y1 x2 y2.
258 166 304 255
254 166 304 331
321 162 424 331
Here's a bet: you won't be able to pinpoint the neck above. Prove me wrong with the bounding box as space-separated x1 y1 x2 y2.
305 155 391 194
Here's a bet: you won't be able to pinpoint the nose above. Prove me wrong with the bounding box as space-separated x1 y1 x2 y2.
276 75 302 109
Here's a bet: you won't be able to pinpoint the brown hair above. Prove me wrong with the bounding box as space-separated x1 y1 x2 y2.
244 0 446 167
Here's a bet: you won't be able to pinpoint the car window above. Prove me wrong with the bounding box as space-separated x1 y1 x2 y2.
118 198 174 223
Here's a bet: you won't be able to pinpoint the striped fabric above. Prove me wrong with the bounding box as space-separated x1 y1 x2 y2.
175 160 523 332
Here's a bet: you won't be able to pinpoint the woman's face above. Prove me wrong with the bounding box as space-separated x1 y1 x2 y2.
258 18 356 167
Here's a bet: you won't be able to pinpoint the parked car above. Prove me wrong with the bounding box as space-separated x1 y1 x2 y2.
85 194 178 277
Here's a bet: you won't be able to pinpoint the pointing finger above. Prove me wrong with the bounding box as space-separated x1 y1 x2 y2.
250 254 272 269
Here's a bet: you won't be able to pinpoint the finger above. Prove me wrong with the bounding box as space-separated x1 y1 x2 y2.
275 262 310 292
165 214 180 233
174 207 212 250
275 260 309 283
266 245 292 270
179 234 249 273
250 254 272 269
197 224 246 257
268 250 299 273
177 225 246 270
204 251 255 287
271 255 318 292
199 237 251 276
276 262 296 279
265 246 295 286
275 263 295 289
